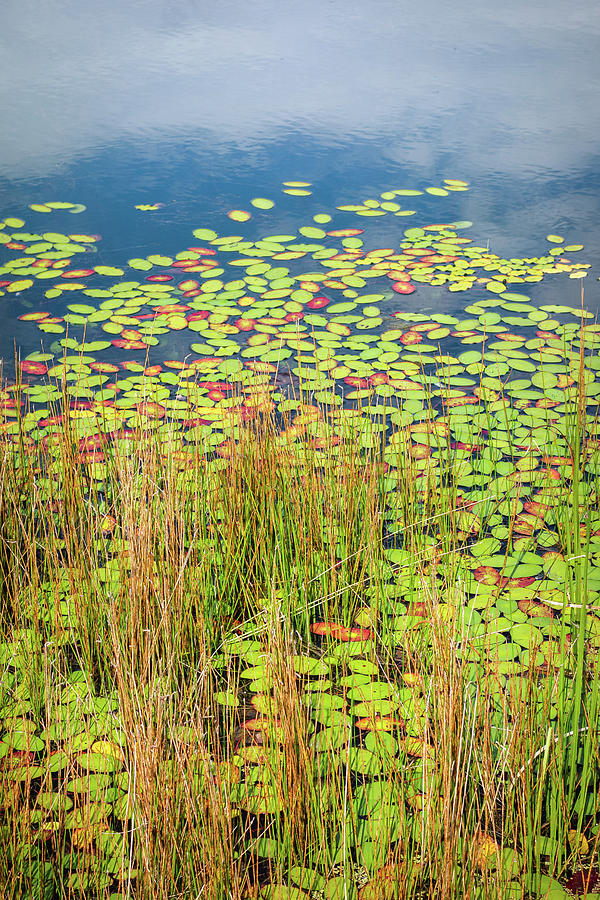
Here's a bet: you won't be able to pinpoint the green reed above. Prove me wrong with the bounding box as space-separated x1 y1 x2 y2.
0 358 599 899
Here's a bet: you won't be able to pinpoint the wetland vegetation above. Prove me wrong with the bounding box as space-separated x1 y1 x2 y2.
0 183 599 899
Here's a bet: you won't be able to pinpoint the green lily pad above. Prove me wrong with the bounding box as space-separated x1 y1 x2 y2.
260 886 312 900
288 866 327 891
341 748 385 775
251 198 275 210
292 655 330 676
310 724 352 752
510 623 544 649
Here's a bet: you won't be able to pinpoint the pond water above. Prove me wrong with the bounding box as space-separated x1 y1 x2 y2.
0 0 598 366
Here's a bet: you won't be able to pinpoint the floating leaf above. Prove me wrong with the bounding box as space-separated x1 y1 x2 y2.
228 210 251 222
251 198 275 210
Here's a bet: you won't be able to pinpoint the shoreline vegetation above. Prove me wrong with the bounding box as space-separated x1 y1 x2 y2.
0 183 599 897
1 349 600 900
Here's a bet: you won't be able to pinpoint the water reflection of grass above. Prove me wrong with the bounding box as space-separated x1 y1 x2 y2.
0 369 599 900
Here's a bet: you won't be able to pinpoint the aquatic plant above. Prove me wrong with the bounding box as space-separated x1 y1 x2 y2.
0 180 599 898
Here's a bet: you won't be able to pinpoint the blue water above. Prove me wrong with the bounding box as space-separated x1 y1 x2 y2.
0 0 599 362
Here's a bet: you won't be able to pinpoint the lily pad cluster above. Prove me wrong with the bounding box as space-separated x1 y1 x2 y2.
0 180 599 899
0 180 593 466
0 631 135 895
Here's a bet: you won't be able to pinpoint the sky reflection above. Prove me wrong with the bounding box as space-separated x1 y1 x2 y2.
0 0 598 184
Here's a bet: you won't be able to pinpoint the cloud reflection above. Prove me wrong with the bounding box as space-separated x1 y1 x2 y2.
0 0 598 182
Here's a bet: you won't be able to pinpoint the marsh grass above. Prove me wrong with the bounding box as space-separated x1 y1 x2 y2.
0 362 599 900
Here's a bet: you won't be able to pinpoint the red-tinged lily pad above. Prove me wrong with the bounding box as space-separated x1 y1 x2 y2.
399 331 423 345
242 717 283 733
557 374 575 388
88 363 118 374
0 398 22 411
355 716 403 732
137 402 166 419
407 600 429 616
513 517 536 536
495 333 525 342
511 576 536 588
474 566 503 586
392 281 415 294
75 451 106 465
19 312 50 321
310 622 372 641
61 269 95 278
100 515 117 533
155 304 190 314
410 445 431 460
228 209 251 222
188 245 216 254
472 834 501 869
79 434 108 451
146 274 173 282
198 381 234 392
307 296 330 309
369 373 389 386
120 328 144 341
215 440 240 459
446 396 479 407
20 361 48 375
235 318 255 331
517 598 554 618
543 455 572 466
192 358 222 369
111 339 147 349
38 414 63 426
311 434 342 449
182 417 210 428
398 738 434 759
1 749 36 771
344 376 371 389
